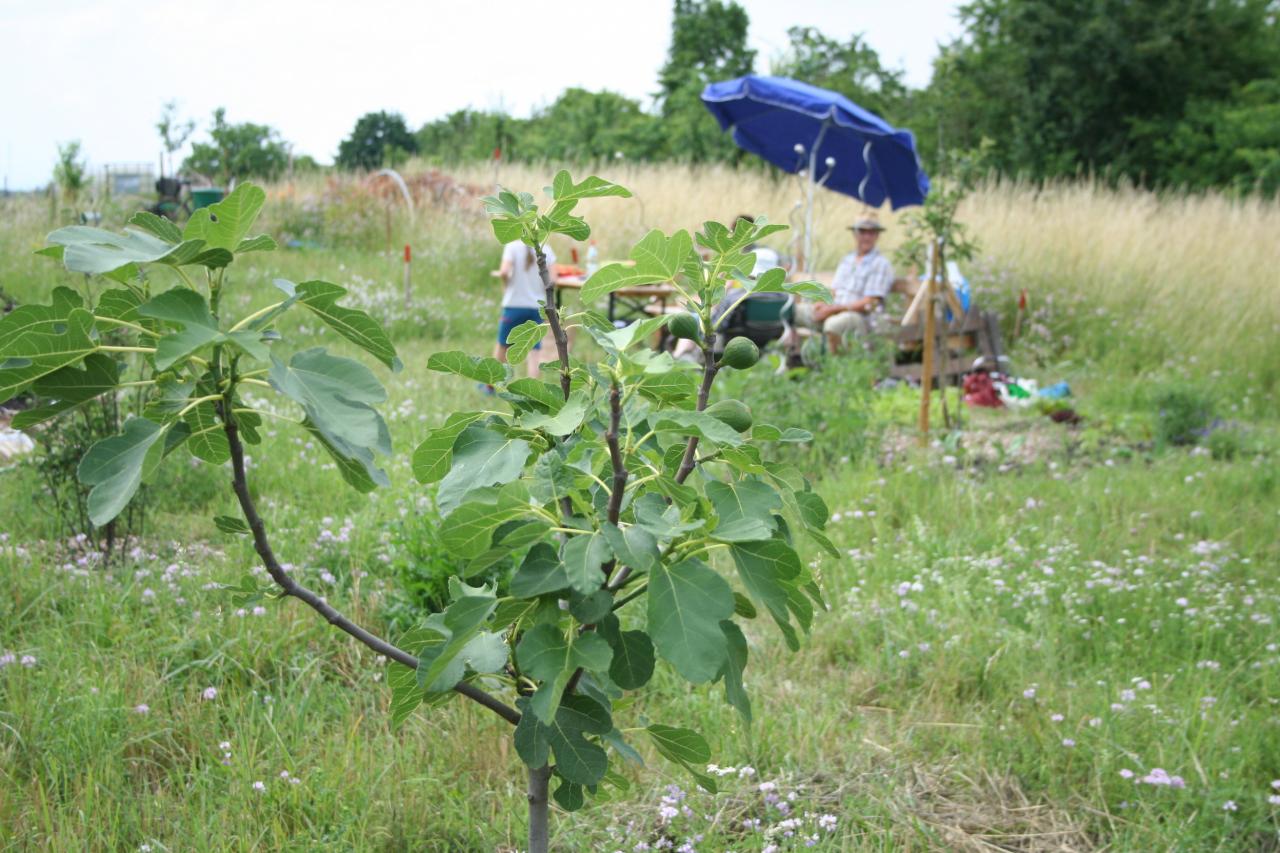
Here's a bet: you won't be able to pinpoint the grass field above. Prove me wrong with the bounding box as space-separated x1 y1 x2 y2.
1 166 1278 851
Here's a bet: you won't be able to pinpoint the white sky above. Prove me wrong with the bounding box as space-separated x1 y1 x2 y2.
1 0 964 190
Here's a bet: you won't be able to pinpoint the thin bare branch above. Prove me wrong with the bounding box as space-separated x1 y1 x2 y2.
534 247 572 401
220 401 521 727
604 380 628 526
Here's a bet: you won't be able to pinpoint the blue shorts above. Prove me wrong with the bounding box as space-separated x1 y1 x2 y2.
497 307 543 348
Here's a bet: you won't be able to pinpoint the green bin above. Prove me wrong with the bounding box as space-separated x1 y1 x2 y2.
191 188 225 209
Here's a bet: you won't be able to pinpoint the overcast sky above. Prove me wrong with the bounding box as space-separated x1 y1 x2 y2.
1 0 964 190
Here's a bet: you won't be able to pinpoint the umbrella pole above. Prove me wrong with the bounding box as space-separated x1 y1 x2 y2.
802 120 831 274
804 144 816 273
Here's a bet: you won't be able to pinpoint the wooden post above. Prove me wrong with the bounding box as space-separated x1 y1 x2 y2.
918 241 939 443
937 242 953 430
402 244 412 309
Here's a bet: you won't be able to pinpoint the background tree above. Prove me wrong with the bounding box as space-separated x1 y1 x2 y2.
184 108 289 185
928 0 1280 185
772 27 909 121
336 110 420 171
1155 78 1280 196
417 109 520 164
392 0 1278 196
52 141 87 205
521 89 665 162
656 0 756 162
289 153 323 174
156 100 195 178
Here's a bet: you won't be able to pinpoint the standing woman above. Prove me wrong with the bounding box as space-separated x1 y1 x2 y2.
493 239 556 386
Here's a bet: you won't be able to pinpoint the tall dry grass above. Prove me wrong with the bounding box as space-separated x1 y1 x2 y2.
441 161 1280 378
7 160 1276 380
964 177 1280 357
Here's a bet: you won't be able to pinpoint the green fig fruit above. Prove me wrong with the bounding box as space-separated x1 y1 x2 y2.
669 312 701 341
718 336 760 370
705 399 753 433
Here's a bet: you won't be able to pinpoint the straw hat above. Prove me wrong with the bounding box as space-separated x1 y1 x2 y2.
849 217 886 232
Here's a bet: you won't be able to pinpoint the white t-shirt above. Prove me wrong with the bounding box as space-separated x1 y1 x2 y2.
501 241 557 309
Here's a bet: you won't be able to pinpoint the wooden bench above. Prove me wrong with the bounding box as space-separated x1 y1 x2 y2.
795 271 1004 384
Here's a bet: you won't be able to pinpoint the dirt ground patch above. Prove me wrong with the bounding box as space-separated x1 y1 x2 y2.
880 408 1075 469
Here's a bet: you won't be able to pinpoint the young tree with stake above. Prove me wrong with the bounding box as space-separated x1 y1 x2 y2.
0 174 836 851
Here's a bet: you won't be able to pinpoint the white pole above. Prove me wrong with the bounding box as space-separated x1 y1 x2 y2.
804 147 816 275
802 120 831 274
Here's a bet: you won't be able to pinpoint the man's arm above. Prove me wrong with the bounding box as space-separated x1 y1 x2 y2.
815 295 880 320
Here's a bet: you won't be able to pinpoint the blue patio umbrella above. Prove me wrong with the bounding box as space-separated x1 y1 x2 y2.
702 74 929 268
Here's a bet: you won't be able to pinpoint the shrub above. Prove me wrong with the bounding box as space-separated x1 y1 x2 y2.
30 395 147 553
1153 387 1213 446
380 498 507 629
1206 425 1243 460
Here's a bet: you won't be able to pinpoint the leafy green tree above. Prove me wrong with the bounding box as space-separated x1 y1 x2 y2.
521 89 665 162
53 141 87 204
156 100 195 178
657 0 756 162
772 27 909 120
417 109 521 163
930 0 1280 185
336 110 419 171
185 108 289 185
4 175 835 852
289 153 323 174
1157 78 1280 196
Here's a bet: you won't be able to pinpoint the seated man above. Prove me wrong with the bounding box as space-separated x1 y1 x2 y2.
785 217 894 354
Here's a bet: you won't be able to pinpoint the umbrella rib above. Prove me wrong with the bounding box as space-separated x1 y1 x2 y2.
858 142 873 201
717 92 894 140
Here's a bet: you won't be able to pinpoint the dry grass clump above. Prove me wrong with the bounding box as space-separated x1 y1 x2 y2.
892 766 1095 852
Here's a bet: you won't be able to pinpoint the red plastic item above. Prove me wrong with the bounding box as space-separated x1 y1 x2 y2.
403 244 411 263
963 371 1004 408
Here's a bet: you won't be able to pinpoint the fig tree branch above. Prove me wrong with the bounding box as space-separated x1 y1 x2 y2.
219 400 521 727
534 246 572 402
675 332 719 484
